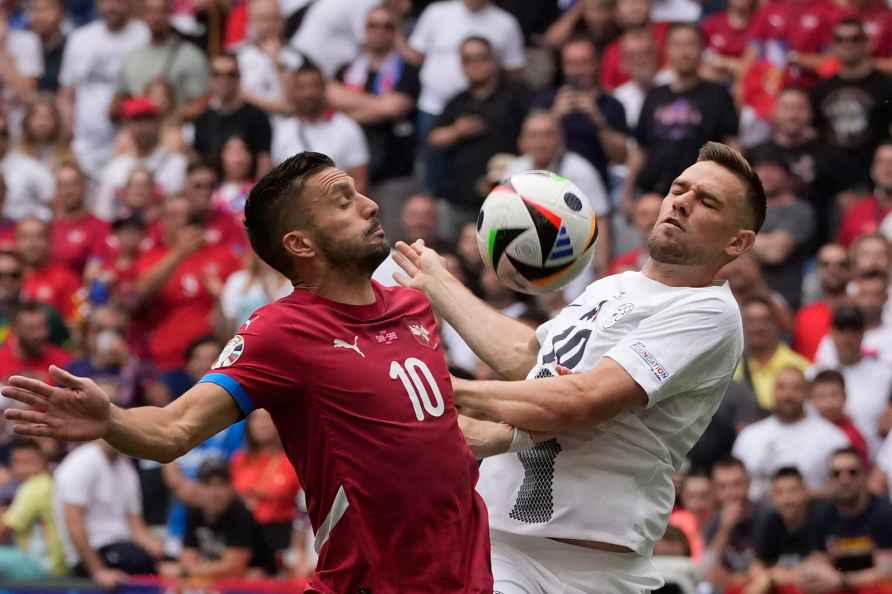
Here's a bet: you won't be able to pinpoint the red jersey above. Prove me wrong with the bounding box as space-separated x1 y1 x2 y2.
135 244 240 369
702 11 751 57
794 301 831 361
0 335 71 382
836 195 891 247
600 22 669 90
51 214 110 276
23 263 81 321
230 450 300 524
148 209 248 256
200 282 492 594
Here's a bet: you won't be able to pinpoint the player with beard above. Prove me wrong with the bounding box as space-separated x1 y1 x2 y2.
0 152 492 593
393 142 766 593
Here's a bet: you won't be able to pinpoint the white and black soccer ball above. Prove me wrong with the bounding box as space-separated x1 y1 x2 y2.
476 171 599 295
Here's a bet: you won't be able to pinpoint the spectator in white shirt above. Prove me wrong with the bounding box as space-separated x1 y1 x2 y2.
0 114 54 222
271 62 369 189
0 8 44 138
613 29 673 129
237 0 300 116
289 0 383 78
58 0 149 177
95 97 187 220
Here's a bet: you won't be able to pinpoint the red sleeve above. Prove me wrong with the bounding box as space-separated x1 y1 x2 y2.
746 6 769 44
135 249 166 278
599 41 625 90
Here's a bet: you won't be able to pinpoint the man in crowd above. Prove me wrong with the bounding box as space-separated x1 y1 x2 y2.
0 114 54 222
613 29 670 129
733 367 849 500
794 243 850 360
0 303 70 382
0 251 67 346
50 162 110 276
837 143 892 247
28 0 66 92
810 369 870 466
17 219 80 322
609 193 662 274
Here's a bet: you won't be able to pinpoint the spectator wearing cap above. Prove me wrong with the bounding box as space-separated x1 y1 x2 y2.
748 146 816 310
0 114 54 222
160 458 276 580
837 143 892 247
193 53 273 178
733 367 849 500
95 97 187 221
794 243 850 361
27 0 66 93
113 0 209 123
812 18 892 195
17 219 81 322
50 162 110 277
271 61 369 190
53 440 161 589
0 302 69 384
811 369 870 467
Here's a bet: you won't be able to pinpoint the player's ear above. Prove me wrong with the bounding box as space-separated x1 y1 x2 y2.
725 229 756 259
282 230 315 260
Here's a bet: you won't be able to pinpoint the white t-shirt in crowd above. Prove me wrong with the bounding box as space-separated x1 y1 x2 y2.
814 325 892 367
478 271 743 555
650 0 701 23
53 443 142 567
59 19 150 176
94 147 188 221
613 70 675 129
271 112 369 168
503 152 611 217
1 152 55 221
4 30 44 138
220 270 293 329
237 44 286 104
732 415 850 501
409 0 526 115
290 0 381 77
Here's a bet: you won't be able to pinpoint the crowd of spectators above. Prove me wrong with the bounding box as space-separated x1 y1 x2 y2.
0 0 891 591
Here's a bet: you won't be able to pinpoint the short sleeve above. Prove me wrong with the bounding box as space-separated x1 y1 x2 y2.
9 32 44 78
222 504 255 549
219 273 245 321
754 513 782 565
604 293 742 407
408 6 435 53
54 459 92 506
2 479 43 533
716 87 740 139
395 63 421 100
252 110 273 154
567 156 610 216
57 32 82 87
601 95 629 135
499 16 526 69
181 45 210 99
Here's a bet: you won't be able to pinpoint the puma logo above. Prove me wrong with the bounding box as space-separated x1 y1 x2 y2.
333 336 365 358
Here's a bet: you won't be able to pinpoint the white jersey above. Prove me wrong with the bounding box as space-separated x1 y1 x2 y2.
477 271 743 555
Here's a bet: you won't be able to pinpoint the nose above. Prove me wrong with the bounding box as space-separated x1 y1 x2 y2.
671 191 692 218
359 193 380 220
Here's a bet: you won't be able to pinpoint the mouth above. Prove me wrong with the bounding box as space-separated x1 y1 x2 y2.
367 224 385 239
662 217 685 231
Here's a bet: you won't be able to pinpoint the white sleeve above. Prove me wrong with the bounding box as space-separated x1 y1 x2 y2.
731 426 757 471
604 294 742 408
32 160 55 205
125 465 142 516
10 32 44 78
338 117 370 170
499 15 527 69
408 6 435 54
54 460 93 506
568 158 610 216
58 30 83 87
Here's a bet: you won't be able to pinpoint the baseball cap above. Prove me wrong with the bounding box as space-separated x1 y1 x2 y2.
121 97 160 120
832 305 865 331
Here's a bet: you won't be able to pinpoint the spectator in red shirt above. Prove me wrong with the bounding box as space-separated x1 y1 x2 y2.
795 243 850 360
0 178 16 250
701 0 757 85
17 218 81 322
609 192 661 275
599 0 669 90
134 196 240 370
811 368 871 466
85 215 149 310
50 162 110 276
837 143 892 247
0 302 70 382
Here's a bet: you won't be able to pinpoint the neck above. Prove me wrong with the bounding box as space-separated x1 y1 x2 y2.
838 491 870 516
641 259 717 288
670 71 699 92
215 95 242 112
471 77 499 99
368 47 392 65
105 19 127 33
40 29 64 46
839 60 873 80
749 342 778 364
727 5 751 21
776 410 805 424
876 187 892 204
135 143 156 158
59 206 86 220
297 271 376 305
774 128 811 146
782 507 808 530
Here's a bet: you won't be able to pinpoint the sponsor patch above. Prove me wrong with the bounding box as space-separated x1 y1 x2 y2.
212 335 245 369
630 341 669 382
601 302 634 329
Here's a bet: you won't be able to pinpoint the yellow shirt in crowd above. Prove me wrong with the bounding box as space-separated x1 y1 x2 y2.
2 472 67 576
733 343 811 410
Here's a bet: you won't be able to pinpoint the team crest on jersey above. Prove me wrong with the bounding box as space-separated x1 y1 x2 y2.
404 319 435 349
212 335 245 369
630 341 669 382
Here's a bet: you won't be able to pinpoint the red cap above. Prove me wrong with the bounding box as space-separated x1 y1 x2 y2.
121 97 159 119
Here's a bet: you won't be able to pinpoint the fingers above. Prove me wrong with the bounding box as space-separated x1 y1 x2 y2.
12 424 55 438
391 249 419 277
392 271 412 288
555 366 574 376
49 365 86 389
6 375 56 398
5 408 55 426
0 386 49 409
394 240 422 261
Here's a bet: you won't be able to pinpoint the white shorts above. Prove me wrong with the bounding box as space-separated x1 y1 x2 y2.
491 530 665 594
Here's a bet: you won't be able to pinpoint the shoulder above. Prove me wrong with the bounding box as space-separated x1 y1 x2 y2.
331 112 363 132
868 494 892 520
564 151 598 174
737 417 773 443
67 21 101 43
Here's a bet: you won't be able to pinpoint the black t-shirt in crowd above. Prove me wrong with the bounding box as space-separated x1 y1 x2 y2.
183 497 277 575
336 58 421 184
754 502 824 568
635 80 739 195
813 495 892 572
193 103 273 161
811 70 892 193
703 509 760 572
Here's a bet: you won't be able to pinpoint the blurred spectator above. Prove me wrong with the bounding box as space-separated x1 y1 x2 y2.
811 18 892 194
109 166 162 222
193 53 272 177
133 197 240 370
794 243 850 360
872 428 892 499
746 467 820 594
700 0 755 85
0 302 69 382
58 0 149 177
600 0 669 90
84 214 148 308
609 192 661 274
733 367 849 500
429 36 530 231
837 143 892 247
810 369 870 467
0 114 54 222
290 0 384 78
613 29 672 129
397 193 445 247
219 252 291 336
803 447 892 592
17 218 80 321
0 3 42 138
53 440 161 588
329 5 422 236
163 458 276 579
633 23 738 195
27 0 66 93
211 139 256 219
236 0 297 116
543 0 620 53
670 471 714 560
231 409 300 555
114 0 209 122
734 296 810 411
271 62 369 192
718 253 796 335
0 251 67 346
0 179 15 249
0 439 65 579
16 95 72 171
702 457 759 590
50 162 110 276
534 36 628 190
95 97 188 221
849 233 891 276
749 147 816 309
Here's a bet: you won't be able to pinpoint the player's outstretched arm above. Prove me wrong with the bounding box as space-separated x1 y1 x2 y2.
2 366 241 463
393 240 538 381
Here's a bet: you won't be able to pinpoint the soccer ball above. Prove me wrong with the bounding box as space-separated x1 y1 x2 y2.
476 171 599 295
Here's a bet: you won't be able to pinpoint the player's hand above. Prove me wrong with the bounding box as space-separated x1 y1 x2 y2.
93 567 128 590
1 366 112 441
392 239 454 296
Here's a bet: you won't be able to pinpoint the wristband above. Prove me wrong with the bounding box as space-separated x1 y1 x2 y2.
508 427 535 452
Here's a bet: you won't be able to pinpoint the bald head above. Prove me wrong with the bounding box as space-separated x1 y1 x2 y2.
520 111 563 168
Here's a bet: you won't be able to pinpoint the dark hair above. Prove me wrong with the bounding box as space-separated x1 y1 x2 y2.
185 335 221 363
243 151 334 276
196 457 230 483
812 368 846 391
293 59 325 80
771 466 803 482
741 294 775 314
697 142 767 233
9 438 44 457
461 35 494 54
13 301 47 322
835 16 865 34
831 305 865 331
666 22 705 45
831 446 863 466
712 456 747 476
186 156 217 177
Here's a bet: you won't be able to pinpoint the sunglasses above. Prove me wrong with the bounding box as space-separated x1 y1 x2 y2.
834 34 867 43
212 70 240 78
461 53 492 63
0 270 22 280
367 21 395 30
831 467 861 478
819 259 849 268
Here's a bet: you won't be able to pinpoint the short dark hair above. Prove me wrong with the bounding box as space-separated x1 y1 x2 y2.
243 151 335 276
293 59 324 80
461 35 494 54
196 457 230 483
186 156 217 177
697 142 767 233
13 301 47 322
831 305 866 331
771 466 803 482
666 22 704 44
185 335 221 363
812 368 846 391
712 456 747 476
741 294 775 314
835 15 865 34
831 446 863 466
9 438 44 457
